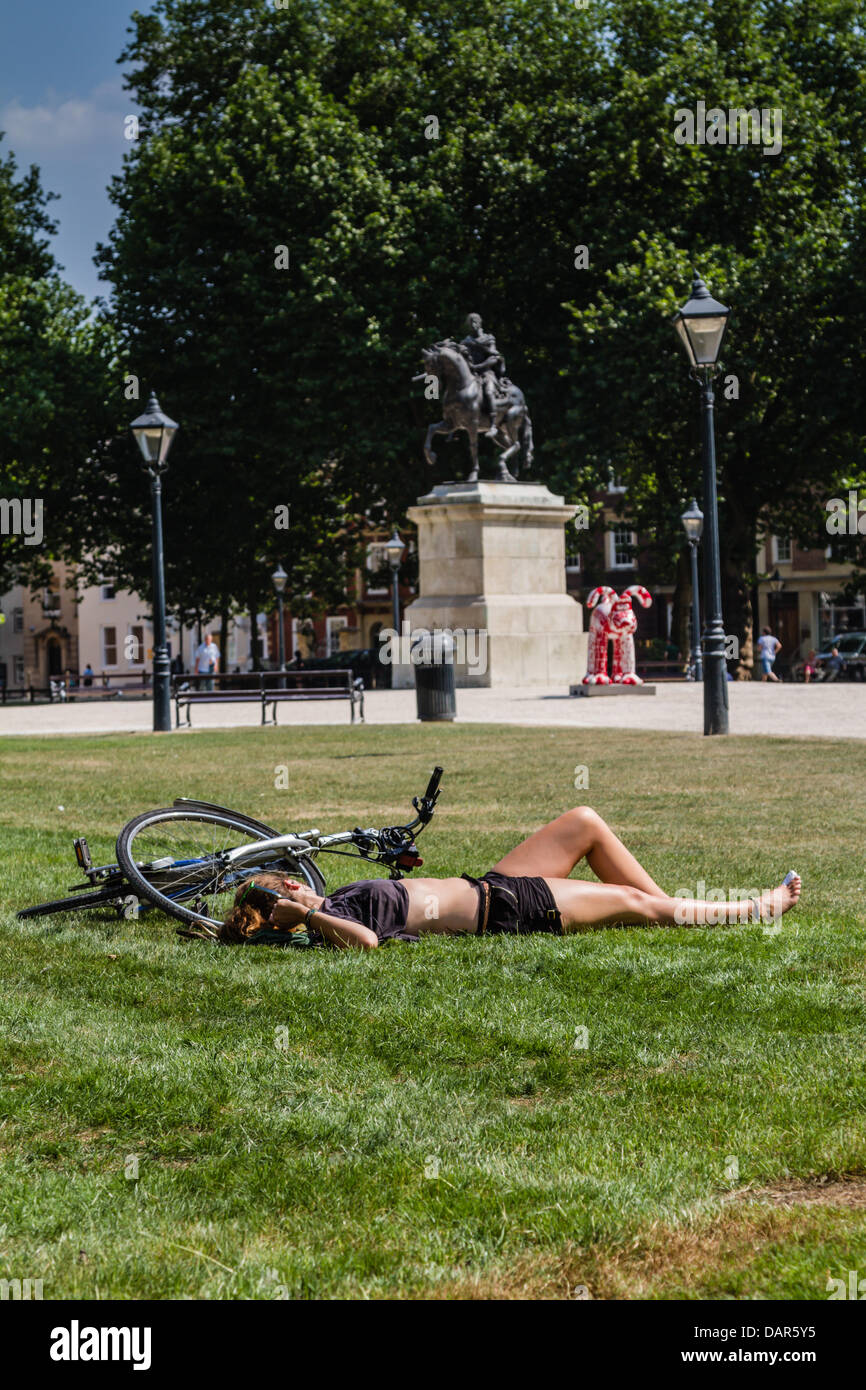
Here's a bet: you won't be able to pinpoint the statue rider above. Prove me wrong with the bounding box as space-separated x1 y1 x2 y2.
460 313 510 423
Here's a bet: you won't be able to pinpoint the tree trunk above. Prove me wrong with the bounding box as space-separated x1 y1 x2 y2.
721 446 757 681
670 548 691 671
218 602 229 675
724 560 755 679
248 594 262 671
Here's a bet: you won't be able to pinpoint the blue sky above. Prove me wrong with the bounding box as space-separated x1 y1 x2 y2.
0 0 151 303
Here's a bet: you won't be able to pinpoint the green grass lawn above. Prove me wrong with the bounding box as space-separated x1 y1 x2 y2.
1 724 864 1300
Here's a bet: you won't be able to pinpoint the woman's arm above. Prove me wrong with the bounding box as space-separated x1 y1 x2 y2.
311 910 378 951
270 897 377 950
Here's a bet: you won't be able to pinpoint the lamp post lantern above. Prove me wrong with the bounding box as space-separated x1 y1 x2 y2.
680 497 704 682
673 274 731 734
130 391 178 732
384 531 405 638
271 564 288 675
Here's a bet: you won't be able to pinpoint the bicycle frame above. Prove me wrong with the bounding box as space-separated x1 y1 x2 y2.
18 768 443 926
221 764 443 879
224 829 355 870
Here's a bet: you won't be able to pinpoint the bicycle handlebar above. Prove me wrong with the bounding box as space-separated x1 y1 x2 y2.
350 766 444 865
412 765 443 825
424 766 442 801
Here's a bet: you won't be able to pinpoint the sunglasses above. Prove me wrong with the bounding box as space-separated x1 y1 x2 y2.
237 883 282 910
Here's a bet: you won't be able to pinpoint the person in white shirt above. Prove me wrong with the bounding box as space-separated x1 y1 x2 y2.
194 634 220 690
757 627 781 682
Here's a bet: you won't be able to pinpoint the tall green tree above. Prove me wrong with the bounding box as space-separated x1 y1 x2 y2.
97 0 604 630
0 137 120 597
99 0 866 665
557 0 866 670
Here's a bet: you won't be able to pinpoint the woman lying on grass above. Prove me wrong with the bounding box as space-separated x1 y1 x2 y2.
219 805 801 949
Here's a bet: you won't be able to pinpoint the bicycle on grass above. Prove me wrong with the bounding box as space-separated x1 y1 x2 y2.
17 767 444 939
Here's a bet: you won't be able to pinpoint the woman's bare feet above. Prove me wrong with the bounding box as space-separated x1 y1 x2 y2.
754 871 801 923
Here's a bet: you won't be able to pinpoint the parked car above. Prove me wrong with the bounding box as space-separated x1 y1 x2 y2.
297 649 382 685
814 632 866 680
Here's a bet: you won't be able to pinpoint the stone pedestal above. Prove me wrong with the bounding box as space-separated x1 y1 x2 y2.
569 683 657 697
393 481 584 688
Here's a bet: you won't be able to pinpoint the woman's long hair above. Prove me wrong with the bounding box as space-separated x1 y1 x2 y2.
219 872 288 944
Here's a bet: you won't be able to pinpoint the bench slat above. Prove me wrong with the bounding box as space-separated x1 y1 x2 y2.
178 693 263 702
265 690 353 700
173 674 364 727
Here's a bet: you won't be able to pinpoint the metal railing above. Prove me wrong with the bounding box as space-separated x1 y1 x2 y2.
0 671 155 705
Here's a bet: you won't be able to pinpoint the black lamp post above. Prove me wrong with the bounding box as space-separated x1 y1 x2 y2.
673 274 731 734
384 531 405 637
680 497 704 682
130 391 178 732
271 564 288 676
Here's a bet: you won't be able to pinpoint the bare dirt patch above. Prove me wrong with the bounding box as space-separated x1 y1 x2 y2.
730 1174 866 1210
424 1176 866 1299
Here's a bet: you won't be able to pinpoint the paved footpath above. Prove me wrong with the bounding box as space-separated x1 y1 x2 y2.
1 682 863 739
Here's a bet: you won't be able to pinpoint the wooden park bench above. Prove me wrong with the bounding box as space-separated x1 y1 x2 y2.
173 671 365 728
64 683 124 701
635 659 688 682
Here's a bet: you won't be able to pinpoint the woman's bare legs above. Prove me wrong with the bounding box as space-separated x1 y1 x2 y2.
546 874 802 933
492 806 664 894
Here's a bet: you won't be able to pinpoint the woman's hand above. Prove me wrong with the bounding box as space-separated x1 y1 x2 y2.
271 898 309 927
270 880 325 927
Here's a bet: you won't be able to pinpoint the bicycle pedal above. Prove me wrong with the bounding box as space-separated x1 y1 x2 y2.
73 837 92 872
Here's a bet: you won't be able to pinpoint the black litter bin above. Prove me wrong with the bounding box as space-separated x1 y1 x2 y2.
411 630 456 721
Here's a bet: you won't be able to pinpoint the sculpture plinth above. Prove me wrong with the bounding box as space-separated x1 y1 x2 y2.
392 481 585 688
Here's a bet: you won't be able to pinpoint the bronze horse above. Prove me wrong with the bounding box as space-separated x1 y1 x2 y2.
418 341 534 483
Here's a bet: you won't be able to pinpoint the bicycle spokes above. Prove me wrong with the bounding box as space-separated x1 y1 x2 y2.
126 818 258 917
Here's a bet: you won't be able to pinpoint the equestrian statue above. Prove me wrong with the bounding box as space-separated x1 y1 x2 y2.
414 313 534 483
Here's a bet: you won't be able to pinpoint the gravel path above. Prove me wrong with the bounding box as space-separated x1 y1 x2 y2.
1 681 863 739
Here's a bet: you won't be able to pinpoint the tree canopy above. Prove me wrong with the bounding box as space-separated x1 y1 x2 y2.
0 137 120 597
6 0 865 655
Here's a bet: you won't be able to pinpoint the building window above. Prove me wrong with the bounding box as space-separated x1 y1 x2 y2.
101 626 118 667
608 527 637 569
100 582 116 601
291 620 316 659
13 656 24 685
772 536 792 564
12 607 23 633
326 615 348 655
127 624 145 665
565 550 583 572
365 543 390 596
607 469 627 494
43 590 61 615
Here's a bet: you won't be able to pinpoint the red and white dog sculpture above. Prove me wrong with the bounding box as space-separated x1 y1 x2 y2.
582 585 653 685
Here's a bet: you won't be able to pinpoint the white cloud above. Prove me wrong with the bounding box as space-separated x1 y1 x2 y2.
0 80 130 155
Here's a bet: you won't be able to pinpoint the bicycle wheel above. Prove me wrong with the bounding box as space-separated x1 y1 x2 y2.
17 885 129 920
116 807 325 929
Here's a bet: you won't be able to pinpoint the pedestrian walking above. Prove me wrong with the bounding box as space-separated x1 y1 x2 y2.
757 627 782 683
194 633 220 690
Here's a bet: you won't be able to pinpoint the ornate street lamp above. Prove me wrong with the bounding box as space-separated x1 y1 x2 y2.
384 530 405 638
271 563 288 675
680 498 704 682
130 391 178 732
673 274 731 734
